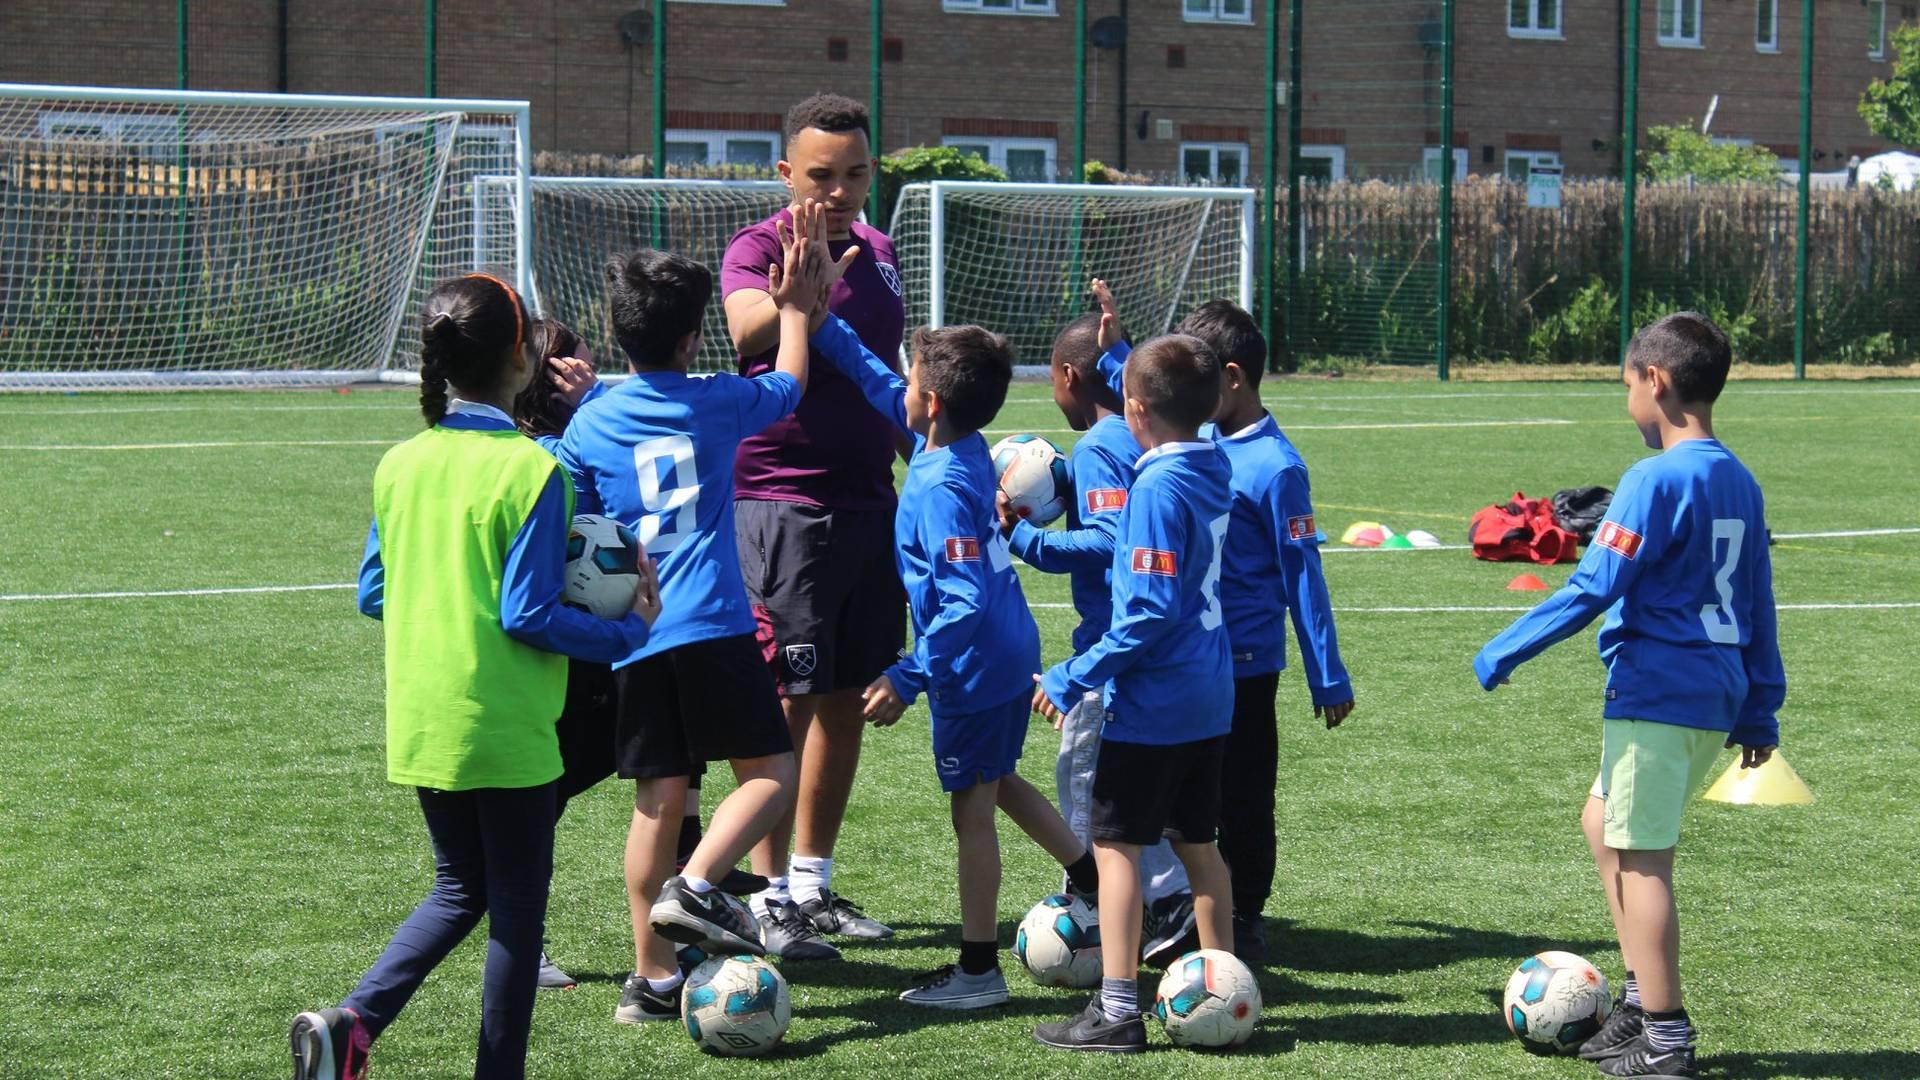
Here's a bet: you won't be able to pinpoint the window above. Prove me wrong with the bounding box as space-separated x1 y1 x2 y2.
37 110 179 159
1508 0 1561 38
1184 0 1252 24
1181 142 1248 184
1755 0 1777 51
1298 144 1345 181
664 129 779 169
1423 147 1468 182
943 136 1058 182
1868 0 1887 58
669 0 784 5
944 0 1055 14
1658 0 1701 46
1504 150 1562 182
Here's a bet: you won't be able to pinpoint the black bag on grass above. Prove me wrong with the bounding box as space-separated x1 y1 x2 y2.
1551 487 1613 542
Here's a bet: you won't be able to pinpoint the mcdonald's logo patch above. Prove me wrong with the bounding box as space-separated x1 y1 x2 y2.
1131 547 1177 576
1595 522 1643 560
1084 488 1128 514
1288 514 1317 540
945 536 981 563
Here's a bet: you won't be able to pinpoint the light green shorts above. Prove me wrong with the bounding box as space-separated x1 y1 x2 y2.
1588 718 1725 851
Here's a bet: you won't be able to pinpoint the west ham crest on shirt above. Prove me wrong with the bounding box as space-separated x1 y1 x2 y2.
1595 521 1643 560
784 643 817 677
877 261 903 297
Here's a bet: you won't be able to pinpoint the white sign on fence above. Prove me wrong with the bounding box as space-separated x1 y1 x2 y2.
1527 166 1563 209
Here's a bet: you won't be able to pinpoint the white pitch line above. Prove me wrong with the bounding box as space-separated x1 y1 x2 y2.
985 418 1578 437
1771 527 1920 539
0 401 414 417
0 439 396 451
1029 601 1919 613
0 583 355 603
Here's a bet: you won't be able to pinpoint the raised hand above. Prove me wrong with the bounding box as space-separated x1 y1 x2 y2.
767 199 822 312
546 354 597 409
1090 277 1121 352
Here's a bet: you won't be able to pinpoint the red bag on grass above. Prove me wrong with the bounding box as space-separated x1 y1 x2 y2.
1470 492 1580 565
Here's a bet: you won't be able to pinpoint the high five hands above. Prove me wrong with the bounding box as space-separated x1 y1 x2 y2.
769 198 861 319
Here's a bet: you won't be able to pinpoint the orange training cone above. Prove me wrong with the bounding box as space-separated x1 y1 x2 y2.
1506 572 1549 591
1341 520 1384 546
1700 751 1815 805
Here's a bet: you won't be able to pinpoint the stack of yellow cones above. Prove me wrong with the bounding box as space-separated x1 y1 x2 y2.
1700 752 1815 805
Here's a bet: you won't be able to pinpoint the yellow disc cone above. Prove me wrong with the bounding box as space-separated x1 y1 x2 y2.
1700 752 1814 806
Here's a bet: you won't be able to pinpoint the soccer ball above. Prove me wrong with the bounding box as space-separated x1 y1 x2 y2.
1013 894 1102 988
1502 950 1611 1056
681 953 791 1057
563 513 640 617
990 433 1071 527
1152 948 1262 1049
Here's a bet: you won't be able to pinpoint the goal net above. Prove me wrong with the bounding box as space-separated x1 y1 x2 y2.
890 181 1255 372
0 83 529 389
475 177 788 374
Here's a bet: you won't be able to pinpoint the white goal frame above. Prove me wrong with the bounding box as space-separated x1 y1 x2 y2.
0 83 531 390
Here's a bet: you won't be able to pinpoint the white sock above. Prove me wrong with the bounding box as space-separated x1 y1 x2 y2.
682 874 714 894
791 856 833 906
646 971 685 993
751 876 792 918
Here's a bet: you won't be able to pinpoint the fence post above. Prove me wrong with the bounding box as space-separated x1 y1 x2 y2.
1793 0 1812 379
869 0 883 223
1435 0 1455 381
1074 0 1087 179
1619 0 1640 363
1262 0 1279 367
424 0 436 96
651 0 666 180
1284 0 1303 368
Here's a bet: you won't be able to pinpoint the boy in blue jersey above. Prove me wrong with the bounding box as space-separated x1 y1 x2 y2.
996 313 1200 968
1031 335 1237 1054
808 311 1102 1010
558 201 856 1025
1474 313 1784 1080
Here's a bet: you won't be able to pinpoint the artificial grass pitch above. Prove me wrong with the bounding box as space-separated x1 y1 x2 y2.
1 379 1916 1078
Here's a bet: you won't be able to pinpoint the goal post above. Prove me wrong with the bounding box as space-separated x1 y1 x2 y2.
474 176 789 374
0 83 530 390
892 181 1256 373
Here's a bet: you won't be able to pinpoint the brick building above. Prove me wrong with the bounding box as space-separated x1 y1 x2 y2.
1 1 1906 180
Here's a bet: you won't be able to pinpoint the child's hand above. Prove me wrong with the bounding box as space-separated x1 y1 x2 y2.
546 354 597 408
629 555 663 627
995 490 1023 536
1316 699 1354 729
862 674 906 726
1089 277 1121 352
768 199 821 313
1727 740 1776 769
1031 674 1066 730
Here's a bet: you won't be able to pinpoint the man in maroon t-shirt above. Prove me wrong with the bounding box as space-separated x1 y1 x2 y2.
722 94 906 954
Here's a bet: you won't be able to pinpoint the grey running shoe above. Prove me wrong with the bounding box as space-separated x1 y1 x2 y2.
1597 1034 1698 1079
899 964 1011 1010
1579 998 1646 1061
1033 999 1148 1053
614 974 681 1024
798 888 894 939
649 876 765 955
289 1007 368 1080
536 949 576 990
1141 892 1200 969
759 900 843 961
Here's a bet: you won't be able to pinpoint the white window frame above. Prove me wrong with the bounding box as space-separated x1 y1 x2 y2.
1755 0 1778 52
942 135 1058 181
663 128 780 169
1657 0 1703 47
1183 0 1253 25
1298 144 1346 181
669 0 784 6
1423 146 1469 182
1868 0 1887 59
1180 141 1249 185
943 0 1056 15
1505 149 1563 182
37 110 180 158
1507 0 1563 39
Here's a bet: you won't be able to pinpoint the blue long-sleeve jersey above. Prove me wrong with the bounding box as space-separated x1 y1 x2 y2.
355 406 648 665
1007 412 1141 654
555 367 801 665
1040 441 1235 745
810 315 1041 713
1214 414 1352 701
1474 438 1785 746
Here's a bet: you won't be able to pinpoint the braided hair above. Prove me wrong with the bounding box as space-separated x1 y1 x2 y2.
513 318 589 439
417 273 528 426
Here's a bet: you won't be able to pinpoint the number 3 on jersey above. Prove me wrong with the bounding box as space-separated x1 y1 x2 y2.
1699 517 1745 644
1199 513 1230 631
632 435 700 556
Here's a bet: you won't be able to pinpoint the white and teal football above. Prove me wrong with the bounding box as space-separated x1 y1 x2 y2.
563 513 640 618
1502 950 1610 1056
681 953 790 1057
1152 948 1261 1049
990 433 1071 527
1013 894 1102 988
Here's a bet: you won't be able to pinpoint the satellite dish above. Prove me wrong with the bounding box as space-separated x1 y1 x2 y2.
618 9 652 47
1089 16 1127 50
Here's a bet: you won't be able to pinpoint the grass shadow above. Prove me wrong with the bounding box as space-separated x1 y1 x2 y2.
1266 1009 1514 1052
1707 1050 1920 1080
1270 918 1614 976
777 990 1073 1058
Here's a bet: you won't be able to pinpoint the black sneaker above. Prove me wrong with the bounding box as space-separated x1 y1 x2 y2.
1596 1034 1698 1079
289 1007 368 1080
676 860 770 898
614 973 682 1024
1232 912 1268 965
1141 892 1200 969
1033 999 1148 1053
649 876 766 955
1579 997 1646 1061
759 899 843 961
799 888 894 940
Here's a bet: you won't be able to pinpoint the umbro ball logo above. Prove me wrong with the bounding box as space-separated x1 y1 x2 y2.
1595 522 1643 560
1131 547 1177 576
877 262 903 297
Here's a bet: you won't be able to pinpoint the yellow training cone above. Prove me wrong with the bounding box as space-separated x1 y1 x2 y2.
1340 521 1383 546
1700 752 1815 806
